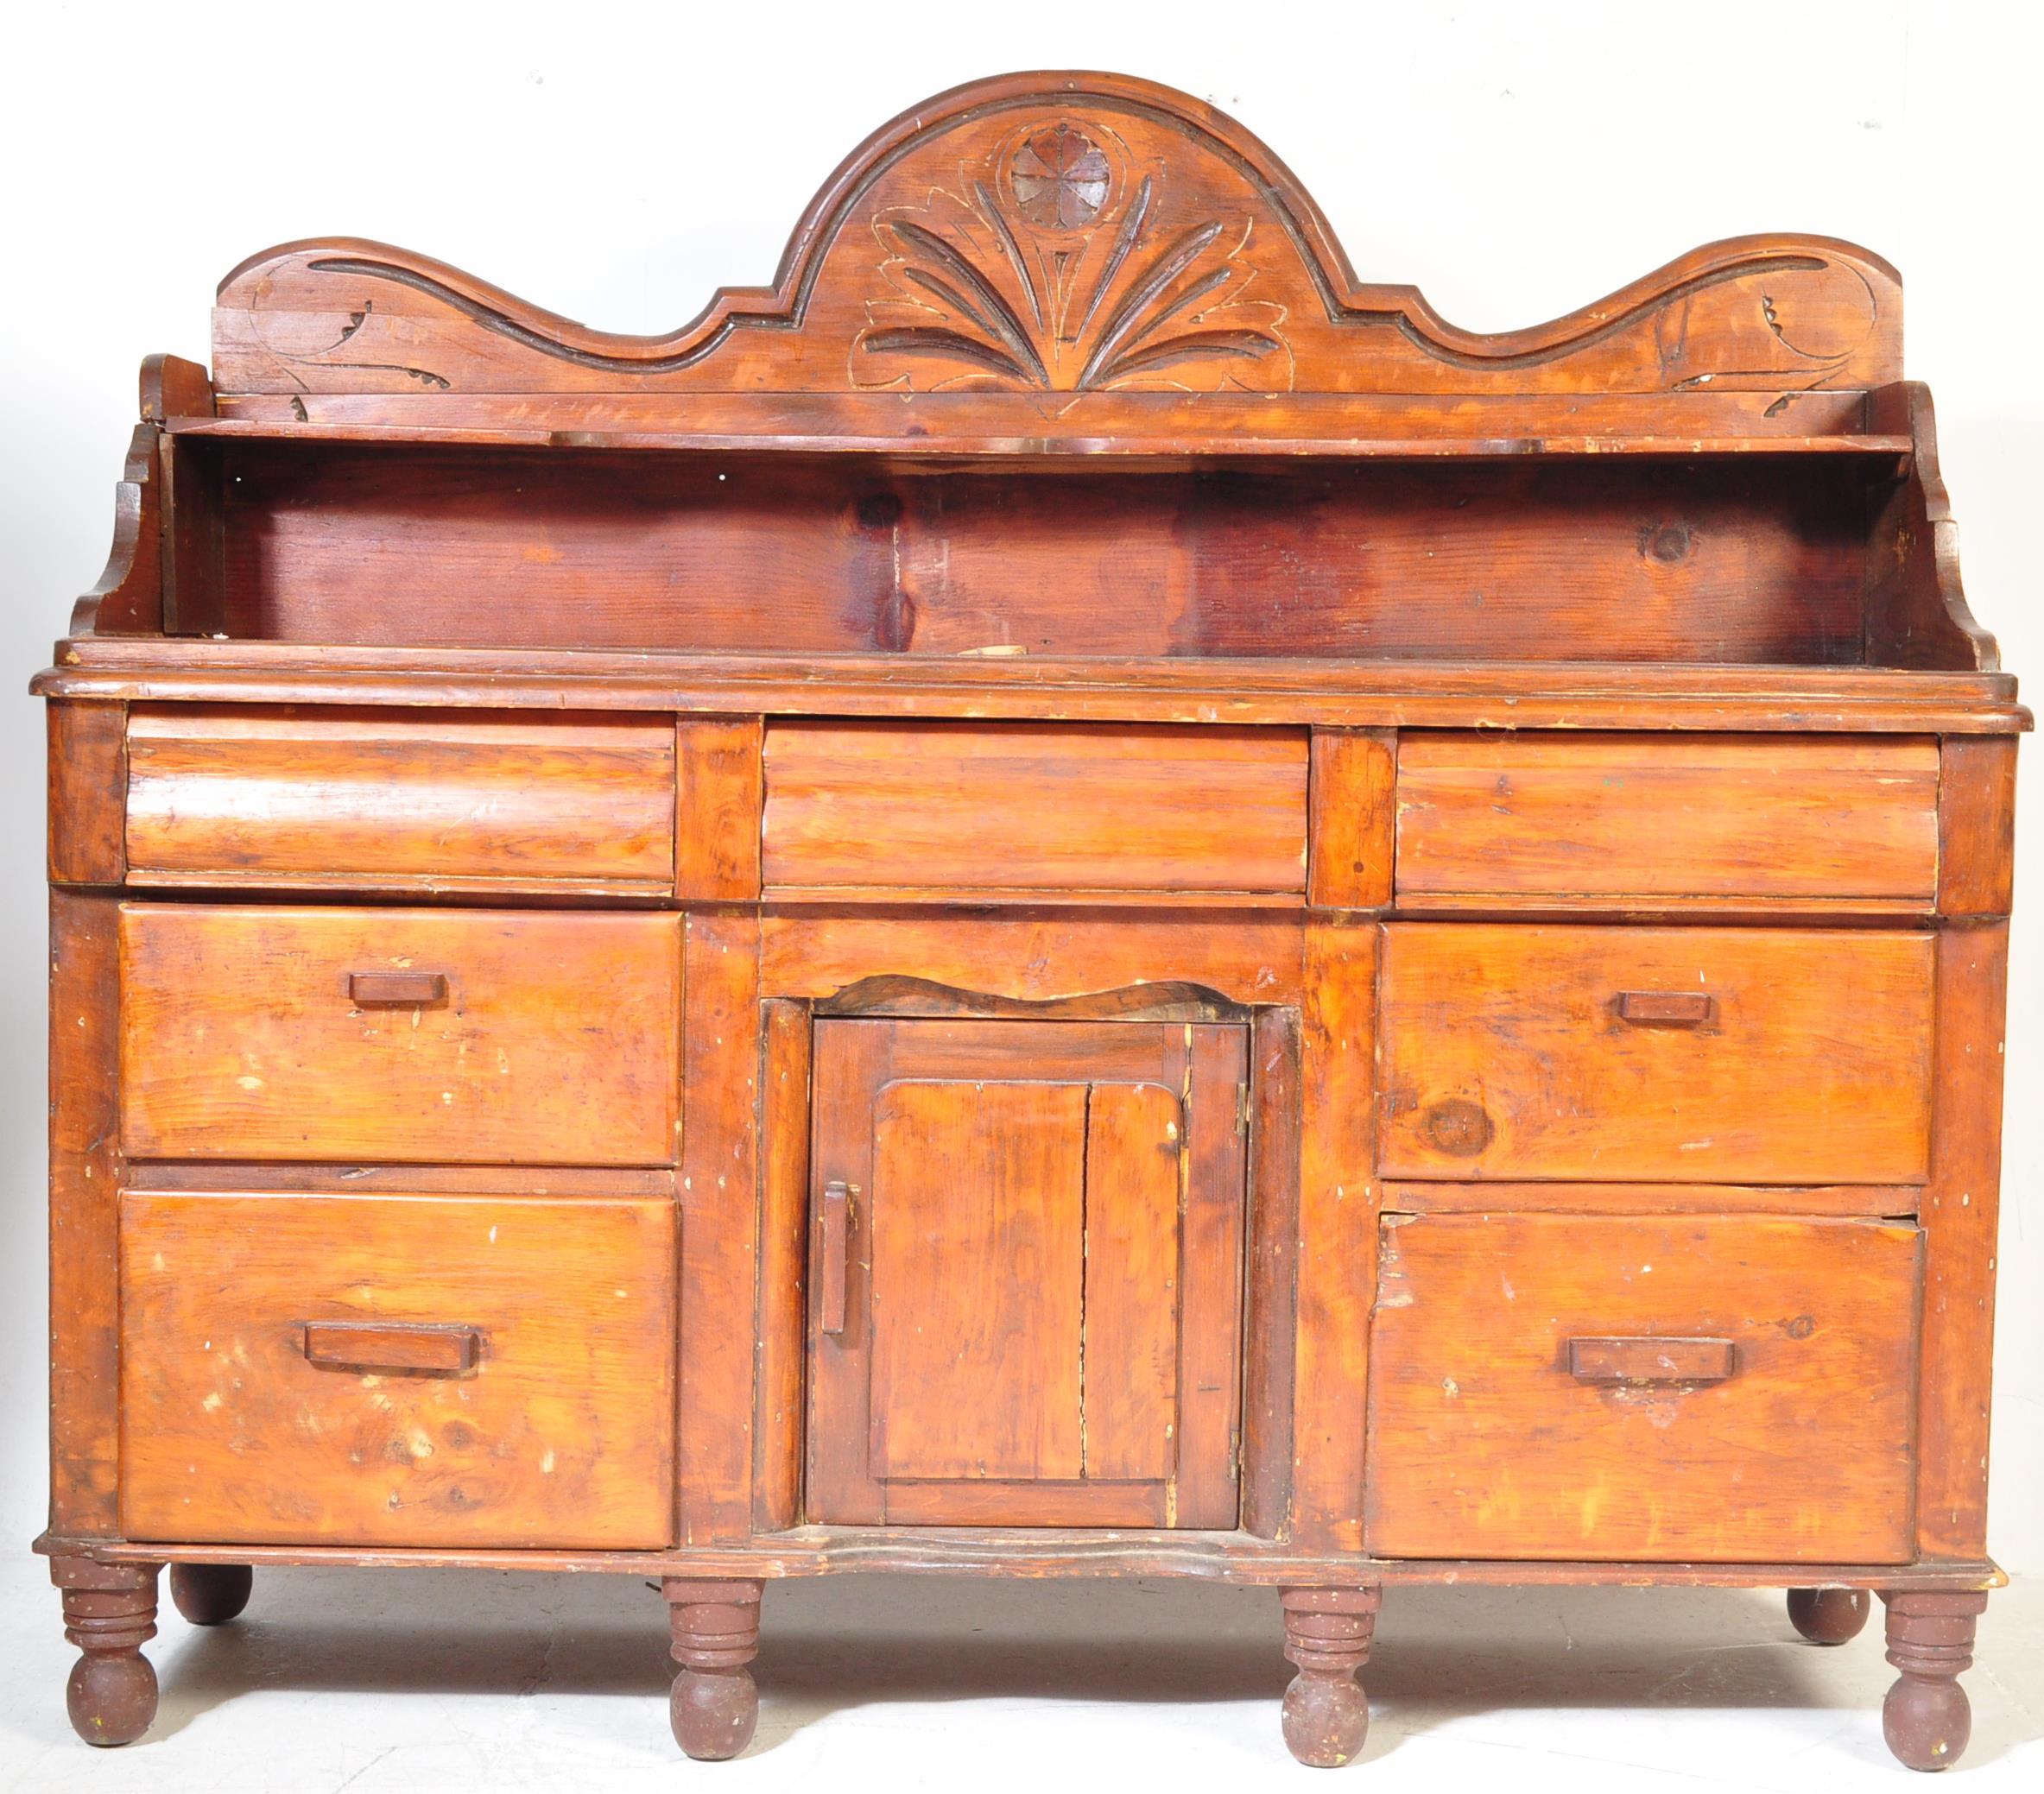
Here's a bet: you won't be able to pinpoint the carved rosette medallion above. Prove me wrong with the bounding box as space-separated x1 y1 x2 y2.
1011 124 1111 229
852 117 1295 393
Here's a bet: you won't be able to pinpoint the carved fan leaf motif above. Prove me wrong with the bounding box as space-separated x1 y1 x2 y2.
854 129 1293 394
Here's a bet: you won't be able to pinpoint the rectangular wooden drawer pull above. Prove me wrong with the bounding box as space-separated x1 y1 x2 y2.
1615 989 1716 1026
819 1179 853 1336
1567 1336 1737 1385
347 970 449 1006
301 1319 483 1376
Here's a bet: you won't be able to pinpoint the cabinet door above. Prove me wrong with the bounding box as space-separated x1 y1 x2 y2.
807 1018 1248 1526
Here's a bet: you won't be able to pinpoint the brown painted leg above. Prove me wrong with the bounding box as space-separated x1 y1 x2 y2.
1788 1586 1870 1646
1280 1585 1380 1768
665 1577 763 1761
51 1557 161 1747
169 1563 253 1627
1880 1590 1989 1772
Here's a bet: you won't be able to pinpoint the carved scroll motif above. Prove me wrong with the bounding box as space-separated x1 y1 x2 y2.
852 119 1294 394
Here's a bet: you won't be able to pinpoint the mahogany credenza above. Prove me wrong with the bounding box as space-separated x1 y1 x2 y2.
34 71 2023 1773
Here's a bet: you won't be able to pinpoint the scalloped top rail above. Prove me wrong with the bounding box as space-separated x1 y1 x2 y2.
209 71 1902 435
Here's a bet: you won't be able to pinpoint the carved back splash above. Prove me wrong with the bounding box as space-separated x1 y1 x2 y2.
212 71 1900 411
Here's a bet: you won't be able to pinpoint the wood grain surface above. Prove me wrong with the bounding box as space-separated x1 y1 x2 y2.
807 1018 1245 1527
676 912 763 1546
200 450 1885 666
37 640 2028 736
47 704 126 886
1916 924 2011 1557
210 74 1904 407
25 73 2030 1769
1366 1213 1921 1561
125 706 676 894
47 893 124 1533
763 721 1307 899
119 906 680 1164
118 1191 675 1547
1395 733 1940 906
1379 924 1934 1183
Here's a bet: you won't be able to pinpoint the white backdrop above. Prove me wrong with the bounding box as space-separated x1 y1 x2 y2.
1 0 2037 1583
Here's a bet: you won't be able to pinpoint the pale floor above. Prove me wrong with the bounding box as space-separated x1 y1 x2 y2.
0 1556 2038 1792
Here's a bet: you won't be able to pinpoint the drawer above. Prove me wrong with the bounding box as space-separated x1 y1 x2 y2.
119 906 680 1164
1395 732 1940 908
1378 924 1933 1183
126 706 677 894
1365 1213 1921 1562
762 721 1308 900
117 1191 675 1546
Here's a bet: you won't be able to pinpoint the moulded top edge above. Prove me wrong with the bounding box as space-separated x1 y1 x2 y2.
164 416 1914 461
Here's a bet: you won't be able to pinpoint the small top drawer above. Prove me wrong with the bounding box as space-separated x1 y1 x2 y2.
1395 733 1940 908
126 706 677 895
762 722 1308 902
119 906 681 1165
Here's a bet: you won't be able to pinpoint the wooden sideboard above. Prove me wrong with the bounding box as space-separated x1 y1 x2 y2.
34 71 2022 1773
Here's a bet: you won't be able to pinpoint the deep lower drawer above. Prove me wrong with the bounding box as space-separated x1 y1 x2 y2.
118 906 681 1165
126 706 679 895
1377 923 1934 1183
118 1191 677 1547
1364 1213 1922 1562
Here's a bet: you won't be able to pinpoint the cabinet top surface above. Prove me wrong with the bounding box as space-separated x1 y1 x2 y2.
35 641 2029 733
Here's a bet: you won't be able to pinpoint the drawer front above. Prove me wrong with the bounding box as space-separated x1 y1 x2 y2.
1395 732 1940 907
1365 1213 1921 1562
762 721 1308 900
118 1191 675 1546
119 906 680 1164
126 706 677 894
1379 924 1933 1182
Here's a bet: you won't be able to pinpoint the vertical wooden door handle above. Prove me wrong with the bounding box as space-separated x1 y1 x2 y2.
819 1179 852 1336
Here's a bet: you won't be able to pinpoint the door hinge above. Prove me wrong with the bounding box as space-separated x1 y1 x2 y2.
1235 1080 1251 1138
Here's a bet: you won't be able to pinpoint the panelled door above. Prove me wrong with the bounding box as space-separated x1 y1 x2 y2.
807 1018 1249 1526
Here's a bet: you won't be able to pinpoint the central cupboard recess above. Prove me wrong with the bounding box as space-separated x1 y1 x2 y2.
805 1018 1249 1527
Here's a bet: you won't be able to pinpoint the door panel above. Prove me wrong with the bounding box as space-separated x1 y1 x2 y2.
870 1079 1089 1481
1079 1082 1183 1482
807 1018 1248 1526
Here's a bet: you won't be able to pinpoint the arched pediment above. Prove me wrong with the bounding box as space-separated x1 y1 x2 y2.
213 71 1900 403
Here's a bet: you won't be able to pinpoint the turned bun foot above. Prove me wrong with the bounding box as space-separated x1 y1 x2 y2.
1884 1670 1971 1772
664 1576 763 1762
1280 1585 1381 1768
1282 1667 1369 1768
1881 1590 1989 1772
671 1666 759 1761
66 1650 158 1747
1788 1586 1869 1646
51 1557 161 1747
170 1563 252 1627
